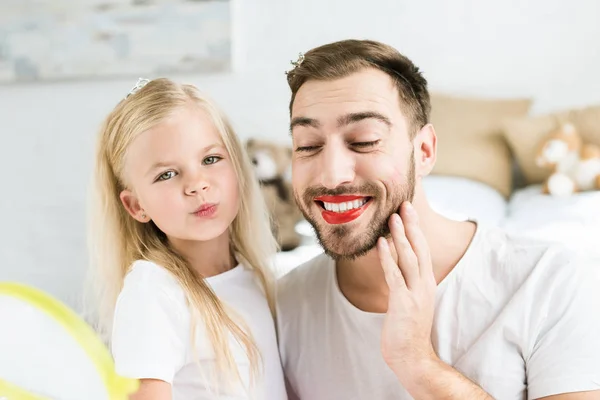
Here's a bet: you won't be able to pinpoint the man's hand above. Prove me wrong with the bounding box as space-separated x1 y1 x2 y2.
376 201 437 371
377 201 493 399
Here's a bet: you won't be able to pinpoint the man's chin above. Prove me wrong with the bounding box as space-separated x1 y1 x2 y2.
311 214 395 260
301 203 391 260
313 224 380 261
323 240 379 261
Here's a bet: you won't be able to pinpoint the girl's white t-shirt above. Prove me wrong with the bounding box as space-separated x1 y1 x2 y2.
111 260 287 400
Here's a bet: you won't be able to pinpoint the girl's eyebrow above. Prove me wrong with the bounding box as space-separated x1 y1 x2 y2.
146 161 175 176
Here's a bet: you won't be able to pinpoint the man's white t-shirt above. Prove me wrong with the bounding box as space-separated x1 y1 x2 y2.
111 260 287 400
276 225 600 400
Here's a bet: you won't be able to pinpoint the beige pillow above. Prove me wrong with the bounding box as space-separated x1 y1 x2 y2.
430 93 533 198
502 105 600 185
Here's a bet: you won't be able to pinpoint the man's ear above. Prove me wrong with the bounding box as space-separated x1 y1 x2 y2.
414 123 437 178
119 189 149 223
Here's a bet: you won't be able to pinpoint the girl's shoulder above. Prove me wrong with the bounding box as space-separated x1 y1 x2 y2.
121 260 186 305
124 259 178 284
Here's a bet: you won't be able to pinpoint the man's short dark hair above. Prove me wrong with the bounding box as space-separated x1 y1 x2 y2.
286 39 431 136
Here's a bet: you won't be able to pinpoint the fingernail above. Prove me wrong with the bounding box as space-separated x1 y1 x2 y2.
393 213 401 225
405 202 416 216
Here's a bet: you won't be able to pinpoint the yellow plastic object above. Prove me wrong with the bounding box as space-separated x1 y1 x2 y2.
0 282 139 400
0 377 46 400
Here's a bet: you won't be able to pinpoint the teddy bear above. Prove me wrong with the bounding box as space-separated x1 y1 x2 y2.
535 122 600 196
245 138 305 251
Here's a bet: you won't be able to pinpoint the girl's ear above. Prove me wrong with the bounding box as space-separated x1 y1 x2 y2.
119 190 150 223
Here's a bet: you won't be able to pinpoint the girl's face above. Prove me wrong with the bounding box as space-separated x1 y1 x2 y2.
119 104 240 245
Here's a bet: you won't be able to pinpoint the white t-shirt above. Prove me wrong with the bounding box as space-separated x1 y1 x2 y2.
111 260 287 400
276 225 600 400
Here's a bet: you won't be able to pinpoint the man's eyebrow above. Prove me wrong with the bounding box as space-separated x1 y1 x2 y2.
337 111 392 128
290 117 321 132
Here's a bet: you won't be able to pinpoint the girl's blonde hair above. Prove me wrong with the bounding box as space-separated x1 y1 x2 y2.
85 78 278 388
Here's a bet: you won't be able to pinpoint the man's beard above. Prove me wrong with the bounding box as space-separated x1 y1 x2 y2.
294 151 416 261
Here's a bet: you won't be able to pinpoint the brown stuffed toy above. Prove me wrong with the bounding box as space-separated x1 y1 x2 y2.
536 122 600 196
245 139 304 251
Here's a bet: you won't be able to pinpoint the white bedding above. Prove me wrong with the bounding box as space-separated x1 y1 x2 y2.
503 184 600 255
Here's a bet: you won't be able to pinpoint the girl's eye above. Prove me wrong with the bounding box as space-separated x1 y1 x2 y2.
157 170 177 181
203 155 222 165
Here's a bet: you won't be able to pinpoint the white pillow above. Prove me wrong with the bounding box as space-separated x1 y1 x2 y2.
423 175 508 226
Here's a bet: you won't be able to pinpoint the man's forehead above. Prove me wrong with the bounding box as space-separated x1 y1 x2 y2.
292 69 401 121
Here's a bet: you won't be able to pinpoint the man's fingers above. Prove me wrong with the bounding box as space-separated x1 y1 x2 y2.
377 237 406 291
389 212 419 289
400 202 434 280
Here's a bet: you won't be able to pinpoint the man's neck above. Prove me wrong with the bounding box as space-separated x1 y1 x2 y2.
169 231 236 278
336 194 477 314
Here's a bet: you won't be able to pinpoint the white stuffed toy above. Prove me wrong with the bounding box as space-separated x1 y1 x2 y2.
536 123 600 196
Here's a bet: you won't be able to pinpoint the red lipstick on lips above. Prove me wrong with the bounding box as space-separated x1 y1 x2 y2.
193 203 218 218
314 195 371 225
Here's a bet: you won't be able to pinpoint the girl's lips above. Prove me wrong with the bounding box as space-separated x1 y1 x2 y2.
193 203 218 217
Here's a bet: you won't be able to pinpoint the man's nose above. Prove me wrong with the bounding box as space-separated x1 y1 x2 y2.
319 145 355 190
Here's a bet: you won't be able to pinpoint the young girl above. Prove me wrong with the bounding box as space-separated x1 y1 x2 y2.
87 78 287 399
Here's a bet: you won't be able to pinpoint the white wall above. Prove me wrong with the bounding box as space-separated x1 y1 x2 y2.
1 0 600 309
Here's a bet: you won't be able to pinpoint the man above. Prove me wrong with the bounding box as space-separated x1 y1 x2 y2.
276 39 600 400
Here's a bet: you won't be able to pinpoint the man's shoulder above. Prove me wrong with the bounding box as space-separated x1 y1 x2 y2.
478 225 566 262
479 224 559 253
275 252 335 362
478 225 595 285
276 252 333 311
277 251 333 293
